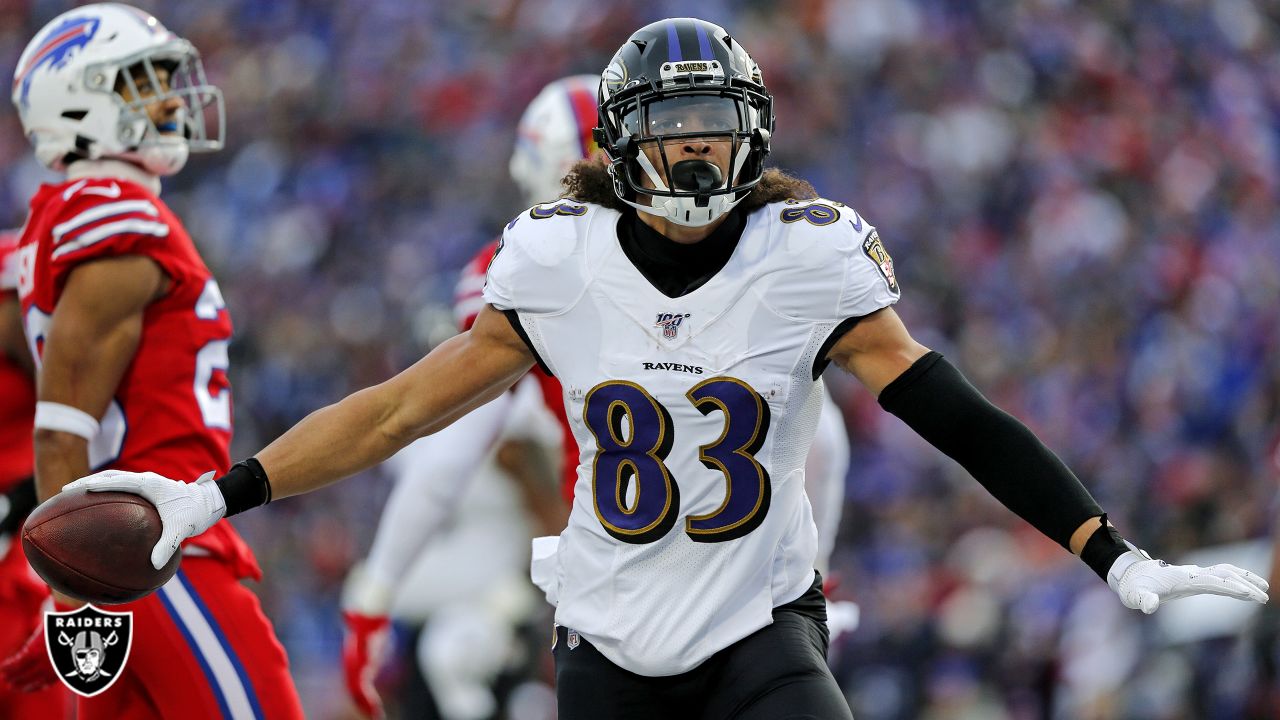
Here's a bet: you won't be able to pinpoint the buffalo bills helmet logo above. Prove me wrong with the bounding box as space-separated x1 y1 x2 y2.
14 16 101 109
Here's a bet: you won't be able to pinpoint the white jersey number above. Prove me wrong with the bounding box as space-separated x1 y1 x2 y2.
193 279 232 430
584 377 771 545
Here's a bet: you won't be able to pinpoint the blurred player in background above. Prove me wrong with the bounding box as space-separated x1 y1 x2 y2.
340 253 567 720
505 73 599 505
0 227 69 717
341 361 564 720
0 5 303 718
339 74 597 720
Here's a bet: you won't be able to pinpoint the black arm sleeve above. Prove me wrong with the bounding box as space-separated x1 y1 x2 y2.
878 352 1125 574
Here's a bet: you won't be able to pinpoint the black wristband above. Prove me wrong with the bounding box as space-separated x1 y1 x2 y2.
1079 515 1130 581
214 458 273 518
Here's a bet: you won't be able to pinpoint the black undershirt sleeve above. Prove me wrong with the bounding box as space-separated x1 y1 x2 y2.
502 309 553 376
812 316 864 380
878 351 1128 578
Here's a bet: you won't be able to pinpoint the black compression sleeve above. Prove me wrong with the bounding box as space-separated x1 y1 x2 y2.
215 458 273 518
878 352 1107 552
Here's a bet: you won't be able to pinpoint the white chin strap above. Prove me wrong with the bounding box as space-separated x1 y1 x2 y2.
133 138 190 176
116 107 191 176
625 142 753 227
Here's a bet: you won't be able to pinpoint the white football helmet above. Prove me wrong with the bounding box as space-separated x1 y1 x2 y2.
11 3 224 176
509 74 600 206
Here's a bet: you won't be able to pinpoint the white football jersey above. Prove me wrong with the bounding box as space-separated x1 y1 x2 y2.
485 197 899 676
807 380 852 576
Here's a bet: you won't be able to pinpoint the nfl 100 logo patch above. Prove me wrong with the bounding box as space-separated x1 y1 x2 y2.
654 312 691 340
44 604 133 697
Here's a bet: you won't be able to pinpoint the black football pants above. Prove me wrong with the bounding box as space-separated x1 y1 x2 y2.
552 578 853 720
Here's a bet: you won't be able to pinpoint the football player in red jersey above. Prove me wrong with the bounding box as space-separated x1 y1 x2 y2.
0 228 69 717
0 5 303 719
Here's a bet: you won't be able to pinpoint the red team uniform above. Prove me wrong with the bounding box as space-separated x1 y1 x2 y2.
0 233 35 484
0 229 69 717
15 176 303 719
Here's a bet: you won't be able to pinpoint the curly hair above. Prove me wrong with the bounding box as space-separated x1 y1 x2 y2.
561 161 817 213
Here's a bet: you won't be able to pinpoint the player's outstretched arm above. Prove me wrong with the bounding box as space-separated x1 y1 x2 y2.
255 304 534 500
65 304 535 569
828 307 1269 613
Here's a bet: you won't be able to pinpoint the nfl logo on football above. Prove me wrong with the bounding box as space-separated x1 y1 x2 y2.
44 605 133 697
654 312 691 340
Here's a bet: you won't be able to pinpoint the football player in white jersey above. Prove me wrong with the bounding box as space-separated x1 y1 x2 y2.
62 17 1269 720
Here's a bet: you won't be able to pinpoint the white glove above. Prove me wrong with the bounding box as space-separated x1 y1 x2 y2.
1107 548 1269 614
63 470 226 570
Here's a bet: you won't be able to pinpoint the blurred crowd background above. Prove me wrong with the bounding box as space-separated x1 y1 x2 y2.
4 0 1280 718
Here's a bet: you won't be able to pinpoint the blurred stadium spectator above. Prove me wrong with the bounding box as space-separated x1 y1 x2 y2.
3 1 1278 718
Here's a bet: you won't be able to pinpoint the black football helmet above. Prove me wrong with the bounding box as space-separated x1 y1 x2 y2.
595 18 774 227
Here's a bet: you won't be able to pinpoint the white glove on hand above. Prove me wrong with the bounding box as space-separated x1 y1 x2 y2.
1107 548 1269 614
63 470 226 570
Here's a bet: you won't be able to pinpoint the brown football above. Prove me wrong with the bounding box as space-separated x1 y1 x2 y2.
21 488 180 604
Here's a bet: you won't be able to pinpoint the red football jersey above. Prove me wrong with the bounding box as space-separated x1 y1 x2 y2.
15 176 258 578
0 230 35 491
457 240 579 500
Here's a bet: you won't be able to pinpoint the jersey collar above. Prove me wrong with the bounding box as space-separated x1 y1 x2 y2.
67 159 162 196
618 206 746 298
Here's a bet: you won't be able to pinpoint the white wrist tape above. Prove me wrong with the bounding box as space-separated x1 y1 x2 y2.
34 402 101 440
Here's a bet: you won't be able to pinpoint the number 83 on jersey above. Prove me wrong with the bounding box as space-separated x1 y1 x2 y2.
583 376 771 545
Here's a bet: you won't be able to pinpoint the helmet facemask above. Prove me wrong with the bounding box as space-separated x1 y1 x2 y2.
99 40 224 175
610 89 769 226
